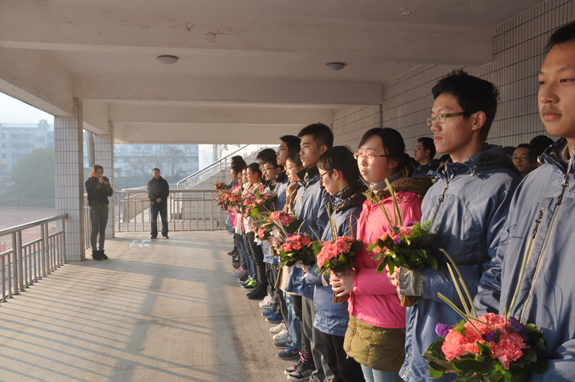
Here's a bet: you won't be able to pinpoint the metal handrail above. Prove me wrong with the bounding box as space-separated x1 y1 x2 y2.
176 144 275 189
0 213 68 303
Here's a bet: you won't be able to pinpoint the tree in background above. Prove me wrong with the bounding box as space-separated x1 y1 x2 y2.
5 148 55 208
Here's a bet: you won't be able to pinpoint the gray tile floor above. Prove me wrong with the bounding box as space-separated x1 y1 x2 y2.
0 231 291 382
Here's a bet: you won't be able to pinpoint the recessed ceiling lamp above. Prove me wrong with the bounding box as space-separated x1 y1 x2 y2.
325 62 346 71
156 55 179 65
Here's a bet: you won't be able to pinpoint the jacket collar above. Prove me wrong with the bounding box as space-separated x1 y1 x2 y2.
297 166 320 185
436 144 520 178
334 182 368 214
275 170 288 184
370 171 402 191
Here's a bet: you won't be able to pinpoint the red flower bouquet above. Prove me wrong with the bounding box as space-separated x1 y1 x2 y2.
423 250 548 381
215 182 228 192
316 236 362 303
364 179 437 307
277 233 322 268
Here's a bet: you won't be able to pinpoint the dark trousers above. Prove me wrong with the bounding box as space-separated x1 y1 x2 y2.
324 332 365 382
292 295 312 362
247 232 268 289
241 233 256 278
302 296 331 382
150 203 168 237
234 233 247 269
269 263 285 316
90 209 108 251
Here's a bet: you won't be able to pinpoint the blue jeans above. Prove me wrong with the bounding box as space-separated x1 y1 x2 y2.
284 292 302 350
361 365 404 382
90 208 108 251
150 203 168 237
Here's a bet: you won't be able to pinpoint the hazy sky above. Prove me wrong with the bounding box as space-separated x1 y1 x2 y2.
0 92 54 124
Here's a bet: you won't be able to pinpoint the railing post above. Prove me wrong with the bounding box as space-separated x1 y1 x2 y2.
62 217 67 264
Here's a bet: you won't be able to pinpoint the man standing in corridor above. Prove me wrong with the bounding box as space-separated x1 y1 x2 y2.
148 168 170 239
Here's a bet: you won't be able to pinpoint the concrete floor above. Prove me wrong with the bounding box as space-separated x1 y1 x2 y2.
0 231 292 382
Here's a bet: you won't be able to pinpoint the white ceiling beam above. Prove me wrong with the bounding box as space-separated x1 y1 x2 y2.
0 47 74 117
82 100 110 135
113 123 305 145
0 1 493 65
75 76 382 105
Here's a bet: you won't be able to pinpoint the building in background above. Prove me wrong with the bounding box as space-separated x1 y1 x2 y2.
0 120 53 173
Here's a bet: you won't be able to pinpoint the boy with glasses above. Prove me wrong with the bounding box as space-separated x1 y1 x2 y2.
389 70 521 381
512 144 535 178
475 20 575 381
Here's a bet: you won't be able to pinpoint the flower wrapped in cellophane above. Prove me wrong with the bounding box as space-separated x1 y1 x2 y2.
423 250 548 381
364 179 437 307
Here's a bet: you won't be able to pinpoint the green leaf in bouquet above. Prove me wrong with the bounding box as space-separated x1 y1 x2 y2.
522 358 549 374
428 255 439 270
534 337 546 351
350 240 362 253
520 349 537 363
428 366 444 379
376 259 388 274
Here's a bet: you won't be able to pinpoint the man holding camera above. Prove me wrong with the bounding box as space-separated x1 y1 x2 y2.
147 168 169 239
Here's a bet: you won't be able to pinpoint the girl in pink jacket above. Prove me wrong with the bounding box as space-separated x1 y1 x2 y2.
331 128 429 382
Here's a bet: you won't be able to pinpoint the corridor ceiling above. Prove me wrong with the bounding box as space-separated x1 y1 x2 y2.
0 0 546 144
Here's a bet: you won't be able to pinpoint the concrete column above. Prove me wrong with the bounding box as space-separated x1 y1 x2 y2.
54 99 85 261
94 123 115 239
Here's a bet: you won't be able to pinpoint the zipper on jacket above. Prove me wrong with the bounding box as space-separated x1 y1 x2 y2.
520 151 573 322
429 165 450 230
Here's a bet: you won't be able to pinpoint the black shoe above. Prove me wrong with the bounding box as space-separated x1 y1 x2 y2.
238 274 248 282
99 250 108 260
232 262 240 269
91 251 102 261
228 249 237 256
150 235 157 239
247 287 268 300
163 235 169 239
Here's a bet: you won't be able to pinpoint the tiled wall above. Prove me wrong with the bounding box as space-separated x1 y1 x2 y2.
333 0 573 154
54 99 85 261
94 125 115 239
332 106 381 149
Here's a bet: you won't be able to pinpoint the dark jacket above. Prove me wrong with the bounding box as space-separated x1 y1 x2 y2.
306 182 367 336
147 176 170 206
400 145 521 382
412 159 441 178
85 176 113 206
475 139 575 382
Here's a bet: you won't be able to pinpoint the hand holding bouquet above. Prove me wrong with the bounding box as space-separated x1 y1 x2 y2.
316 236 362 303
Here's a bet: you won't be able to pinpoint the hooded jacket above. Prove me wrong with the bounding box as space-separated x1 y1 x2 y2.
475 139 575 382
274 171 290 212
305 182 367 336
284 166 331 298
400 145 521 382
350 176 429 330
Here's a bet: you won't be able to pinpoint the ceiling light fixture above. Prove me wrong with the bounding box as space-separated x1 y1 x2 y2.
156 55 179 65
325 62 346 71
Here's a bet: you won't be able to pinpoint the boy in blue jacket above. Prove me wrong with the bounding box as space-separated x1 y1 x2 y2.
303 146 366 382
475 21 575 382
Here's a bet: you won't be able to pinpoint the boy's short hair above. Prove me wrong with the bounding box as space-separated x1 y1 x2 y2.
528 135 554 166
503 146 516 157
417 137 436 159
546 20 575 52
256 148 276 163
231 163 245 174
152 168 161 173
247 163 262 178
318 146 360 185
432 70 499 142
280 135 302 154
263 155 279 168
286 150 302 168
297 123 334 149
231 155 246 168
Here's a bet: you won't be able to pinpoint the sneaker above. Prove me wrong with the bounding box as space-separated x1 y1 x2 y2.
238 274 248 283
241 278 257 290
284 356 303 375
261 309 275 317
228 249 237 256
277 345 300 361
287 360 315 381
266 312 283 323
232 267 247 277
274 337 292 349
247 287 267 300
163 235 169 239
259 294 272 304
273 328 289 341
259 300 273 309
270 322 286 334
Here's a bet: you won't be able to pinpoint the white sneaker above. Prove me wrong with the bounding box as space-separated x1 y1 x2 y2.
273 328 289 341
269 322 286 334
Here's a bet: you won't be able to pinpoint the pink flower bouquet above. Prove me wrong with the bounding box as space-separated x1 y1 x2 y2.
214 182 227 192
423 250 548 381
316 236 362 303
277 233 322 268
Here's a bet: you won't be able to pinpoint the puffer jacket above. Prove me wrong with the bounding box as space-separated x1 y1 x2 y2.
400 145 521 382
350 177 427 330
475 139 575 382
306 183 367 336
285 166 331 298
85 176 113 206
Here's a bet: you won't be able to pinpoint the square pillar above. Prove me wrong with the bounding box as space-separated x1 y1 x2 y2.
94 123 115 239
54 99 85 261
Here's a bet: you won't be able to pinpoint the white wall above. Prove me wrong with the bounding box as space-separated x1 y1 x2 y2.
333 0 574 153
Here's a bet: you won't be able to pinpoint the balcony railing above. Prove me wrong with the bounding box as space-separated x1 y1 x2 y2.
177 144 274 189
0 214 68 303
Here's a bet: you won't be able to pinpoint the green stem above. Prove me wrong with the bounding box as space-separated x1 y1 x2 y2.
506 232 536 322
447 263 471 317
438 293 482 336
440 249 478 318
